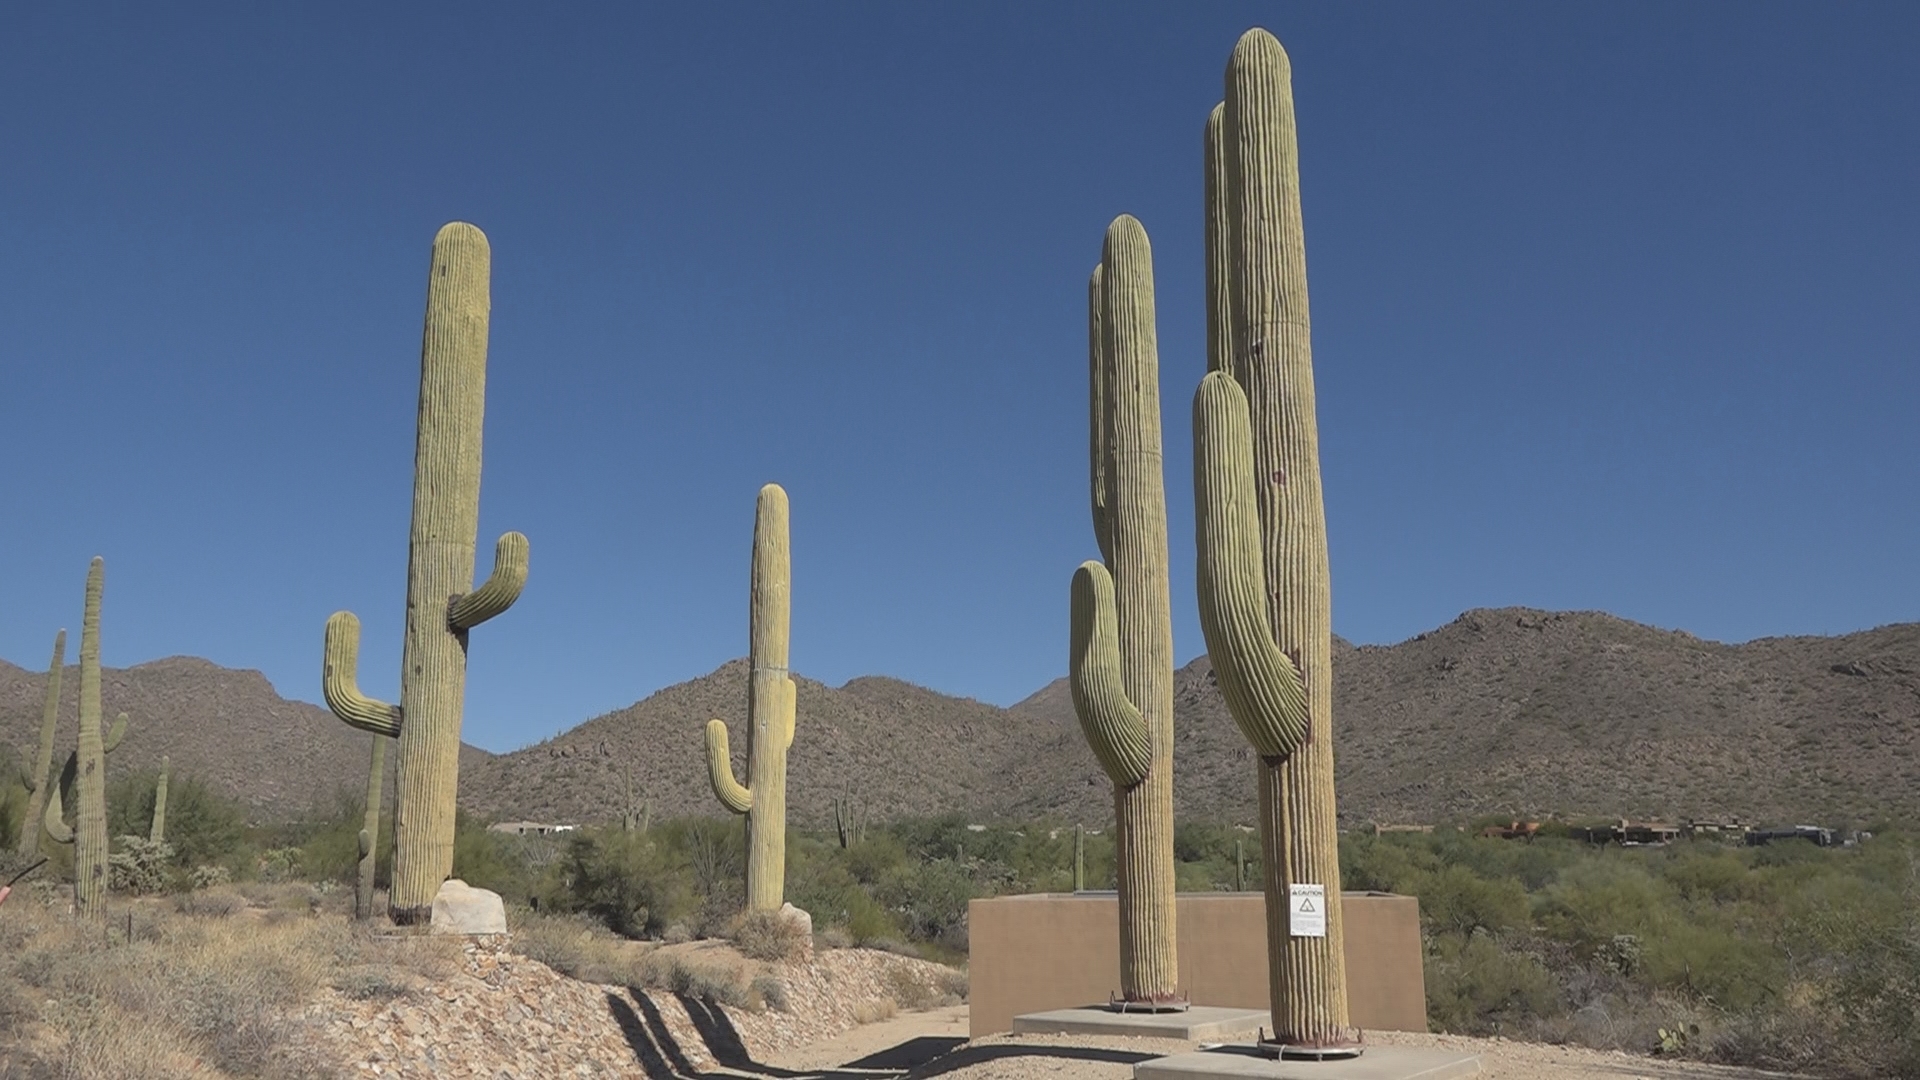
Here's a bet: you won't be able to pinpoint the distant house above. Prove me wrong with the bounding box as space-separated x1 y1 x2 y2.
488 821 575 837
1745 825 1836 848
1573 819 1681 846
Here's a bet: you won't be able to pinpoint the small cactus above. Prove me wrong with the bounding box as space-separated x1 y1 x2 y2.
320 223 529 925
832 794 864 849
1074 825 1086 892
704 484 795 911
14 629 65 859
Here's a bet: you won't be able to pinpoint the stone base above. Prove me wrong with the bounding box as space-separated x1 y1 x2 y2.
1013 1006 1269 1041
1136 1046 1479 1080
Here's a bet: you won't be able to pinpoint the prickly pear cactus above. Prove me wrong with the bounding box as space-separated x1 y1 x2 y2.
1192 28 1355 1055
1070 215 1181 1006
320 222 529 925
15 629 65 859
704 484 795 911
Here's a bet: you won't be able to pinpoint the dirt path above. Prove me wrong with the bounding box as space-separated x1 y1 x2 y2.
765 1009 1812 1080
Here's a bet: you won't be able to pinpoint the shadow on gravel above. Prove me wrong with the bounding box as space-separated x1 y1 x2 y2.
904 1044 1154 1080
842 1036 969 1071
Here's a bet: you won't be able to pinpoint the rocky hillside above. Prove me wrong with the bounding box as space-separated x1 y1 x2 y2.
0 654 492 821
7 606 1915 828
467 608 1920 829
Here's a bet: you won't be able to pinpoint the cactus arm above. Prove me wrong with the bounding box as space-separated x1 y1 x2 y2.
323 612 403 738
1068 561 1153 787
103 713 128 755
19 765 33 793
704 719 752 814
448 531 529 631
43 753 76 845
1088 264 1115 565
1193 371 1309 759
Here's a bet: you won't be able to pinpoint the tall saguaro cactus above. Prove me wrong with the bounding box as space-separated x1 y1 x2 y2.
43 559 129 920
1192 29 1356 1056
1071 215 1181 1007
15 630 66 858
321 222 530 925
704 484 795 912
150 756 170 844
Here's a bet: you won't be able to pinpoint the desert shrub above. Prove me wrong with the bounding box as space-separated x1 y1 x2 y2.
512 908 653 986
560 828 694 939
108 773 247 874
174 888 247 917
730 908 810 962
752 974 790 1012
1423 930 1561 1035
108 835 174 894
190 863 232 889
637 951 754 1008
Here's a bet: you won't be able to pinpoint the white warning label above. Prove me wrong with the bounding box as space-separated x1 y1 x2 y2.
1288 883 1327 937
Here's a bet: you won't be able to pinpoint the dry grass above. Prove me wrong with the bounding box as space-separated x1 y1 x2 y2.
0 887 459 1080
729 908 810 962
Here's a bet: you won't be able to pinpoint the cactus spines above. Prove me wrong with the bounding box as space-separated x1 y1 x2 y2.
149 756 169 844
15 630 66 858
1191 27 1355 1053
1071 216 1181 1007
703 483 795 911
319 222 529 925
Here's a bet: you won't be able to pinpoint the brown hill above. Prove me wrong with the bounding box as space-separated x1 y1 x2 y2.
1011 608 1920 828
467 608 1920 830
0 655 493 822
457 659 1065 827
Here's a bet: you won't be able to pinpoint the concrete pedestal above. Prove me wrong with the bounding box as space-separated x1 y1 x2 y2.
1135 1045 1479 1080
1013 1006 1269 1041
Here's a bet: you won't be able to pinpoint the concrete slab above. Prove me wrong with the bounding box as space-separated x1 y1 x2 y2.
1135 1045 1479 1080
1013 1006 1269 1041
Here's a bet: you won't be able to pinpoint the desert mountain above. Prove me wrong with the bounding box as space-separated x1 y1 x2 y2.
7 606 1915 829
0 655 493 822
465 608 1920 829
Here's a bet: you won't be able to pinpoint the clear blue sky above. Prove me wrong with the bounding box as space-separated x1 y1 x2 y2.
3 5 1915 753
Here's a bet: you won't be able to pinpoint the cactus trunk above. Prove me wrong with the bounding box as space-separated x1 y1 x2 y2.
356 734 387 920
15 630 65 859
1074 825 1086 892
150 756 169 844
1070 216 1181 1006
704 485 795 911
1192 28 1355 1054
73 559 110 920
320 222 529 926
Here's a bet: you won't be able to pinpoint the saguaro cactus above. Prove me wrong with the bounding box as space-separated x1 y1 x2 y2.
1191 29 1356 1056
704 484 795 912
42 559 129 920
352 733 387 921
149 756 170 844
321 222 530 925
15 630 66 859
1071 215 1181 1007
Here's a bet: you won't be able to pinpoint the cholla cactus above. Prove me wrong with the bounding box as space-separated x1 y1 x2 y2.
15 629 66 859
704 484 795 912
1071 215 1181 1006
1191 28 1355 1055
321 222 529 925
42 559 130 921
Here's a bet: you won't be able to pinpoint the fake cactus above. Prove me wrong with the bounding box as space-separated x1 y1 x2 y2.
42 559 129 921
704 484 795 912
1070 215 1181 1006
1191 28 1355 1055
150 756 169 844
15 629 65 859
321 222 529 924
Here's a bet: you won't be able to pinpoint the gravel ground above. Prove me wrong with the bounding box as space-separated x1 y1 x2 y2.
766 1022 1813 1080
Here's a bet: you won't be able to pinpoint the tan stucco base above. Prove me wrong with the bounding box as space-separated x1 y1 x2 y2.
968 891 1426 1038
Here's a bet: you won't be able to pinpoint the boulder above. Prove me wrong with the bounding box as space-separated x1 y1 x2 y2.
429 878 508 935
778 901 813 958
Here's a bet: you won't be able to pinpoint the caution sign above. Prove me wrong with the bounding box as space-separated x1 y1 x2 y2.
1288 883 1327 937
